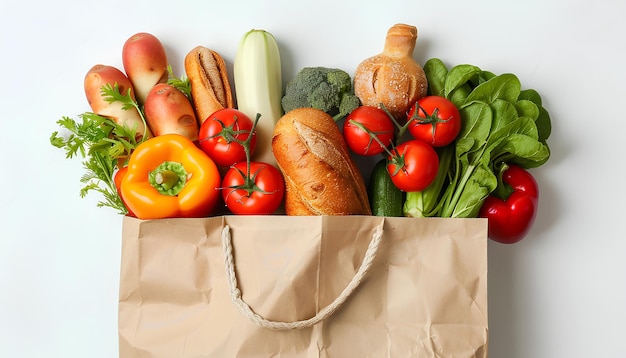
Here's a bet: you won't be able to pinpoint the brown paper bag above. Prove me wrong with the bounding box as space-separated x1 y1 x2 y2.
119 215 488 357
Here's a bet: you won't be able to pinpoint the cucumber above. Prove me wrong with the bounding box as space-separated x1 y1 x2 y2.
369 158 405 217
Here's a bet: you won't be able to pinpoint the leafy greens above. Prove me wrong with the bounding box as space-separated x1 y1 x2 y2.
404 58 552 218
50 85 145 214
50 68 193 214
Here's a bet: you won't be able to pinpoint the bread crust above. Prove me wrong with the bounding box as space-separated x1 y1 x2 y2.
353 23 427 120
272 108 371 216
353 57 427 120
184 46 234 124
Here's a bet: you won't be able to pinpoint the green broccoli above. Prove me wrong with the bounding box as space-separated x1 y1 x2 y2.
281 67 361 121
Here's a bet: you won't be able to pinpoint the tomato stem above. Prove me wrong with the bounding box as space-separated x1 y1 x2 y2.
346 117 411 177
388 148 407 176
216 113 268 198
224 163 275 197
378 103 410 137
201 116 255 146
405 104 451 143
200 111 260 194
242 113 261 185
347 119 396 158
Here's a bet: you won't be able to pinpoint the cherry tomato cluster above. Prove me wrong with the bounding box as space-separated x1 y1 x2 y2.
342 96 461 192
197 108 285 215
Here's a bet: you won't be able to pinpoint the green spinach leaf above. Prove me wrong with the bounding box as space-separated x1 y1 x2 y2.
405 58 553 219
423 58 449 97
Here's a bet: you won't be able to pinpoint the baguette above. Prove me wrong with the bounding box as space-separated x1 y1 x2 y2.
184 46 234 124
272 108 371 216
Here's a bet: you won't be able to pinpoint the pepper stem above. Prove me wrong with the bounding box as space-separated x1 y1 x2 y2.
154 170 181 191
149 161 188 196
493 162 514 200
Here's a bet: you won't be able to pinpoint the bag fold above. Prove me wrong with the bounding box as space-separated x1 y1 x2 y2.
119 215 488 357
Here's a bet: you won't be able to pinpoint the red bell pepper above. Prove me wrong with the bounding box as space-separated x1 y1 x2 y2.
479 164 539 244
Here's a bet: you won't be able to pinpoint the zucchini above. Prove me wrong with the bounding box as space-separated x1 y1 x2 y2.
233 29 283 166
369 158 404 217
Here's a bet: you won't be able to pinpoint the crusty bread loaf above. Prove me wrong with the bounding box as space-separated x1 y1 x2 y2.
184 46 234 124
272 108 371 216
353 23 427 121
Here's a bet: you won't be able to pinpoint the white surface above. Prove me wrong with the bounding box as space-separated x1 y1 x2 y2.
1 0 625 356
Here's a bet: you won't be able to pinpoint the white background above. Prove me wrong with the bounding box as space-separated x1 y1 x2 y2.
1 0 625 357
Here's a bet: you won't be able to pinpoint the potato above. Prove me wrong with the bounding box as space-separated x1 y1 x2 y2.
144 83 199 141
122 32 168 104
84 64 151 141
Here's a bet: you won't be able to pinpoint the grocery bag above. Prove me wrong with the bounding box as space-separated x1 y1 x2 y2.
119 215 488 357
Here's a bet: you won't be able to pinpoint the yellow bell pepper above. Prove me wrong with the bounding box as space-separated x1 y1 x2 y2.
120 134 221 219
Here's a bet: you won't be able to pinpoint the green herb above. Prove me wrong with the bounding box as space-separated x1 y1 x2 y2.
166 65 192 100
50 110 141 215
404 58 552 218
101 83 139 112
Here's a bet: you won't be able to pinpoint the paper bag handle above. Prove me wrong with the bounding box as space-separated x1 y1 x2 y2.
221 225 384 330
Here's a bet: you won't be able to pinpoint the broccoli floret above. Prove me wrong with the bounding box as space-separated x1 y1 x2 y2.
282 67 361 121
338 93 361 120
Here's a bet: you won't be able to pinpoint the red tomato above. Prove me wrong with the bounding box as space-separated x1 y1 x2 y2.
198 108 257 167
343 106 395 156
387 139 439 192
222 162 285 215
407 96 461 147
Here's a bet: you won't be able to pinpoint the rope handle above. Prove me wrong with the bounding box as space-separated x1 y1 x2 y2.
221 225 384 330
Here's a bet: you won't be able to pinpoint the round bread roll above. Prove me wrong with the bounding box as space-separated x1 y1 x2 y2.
272 108 371 216
353 23 428 121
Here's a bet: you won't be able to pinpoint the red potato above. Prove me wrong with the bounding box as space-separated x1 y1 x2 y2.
122 32 168 104
84 64 152 141
143 83 199 141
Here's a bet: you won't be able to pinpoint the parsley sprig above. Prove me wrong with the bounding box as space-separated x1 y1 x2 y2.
51 68 192 215
166 65 192 101
50 93 143 214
